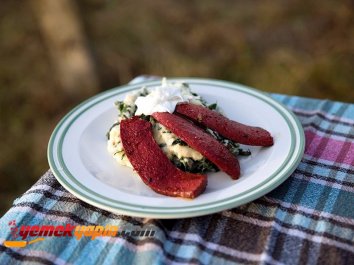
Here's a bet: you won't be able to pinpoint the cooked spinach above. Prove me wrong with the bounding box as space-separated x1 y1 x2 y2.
208 103 217 110
170 155 218 173
106 122 120 140
172 138 188 146
139 114 151 121
205 128 251 157
238 149 251 156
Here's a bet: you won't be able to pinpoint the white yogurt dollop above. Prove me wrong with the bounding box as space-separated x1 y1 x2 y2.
135 78 193 115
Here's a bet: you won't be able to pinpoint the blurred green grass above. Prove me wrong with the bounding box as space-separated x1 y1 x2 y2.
0 0 353 215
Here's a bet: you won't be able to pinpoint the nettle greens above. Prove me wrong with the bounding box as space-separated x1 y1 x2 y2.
107 86 250 174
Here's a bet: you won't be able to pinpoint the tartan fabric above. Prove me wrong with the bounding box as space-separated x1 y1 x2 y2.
0 94 353 265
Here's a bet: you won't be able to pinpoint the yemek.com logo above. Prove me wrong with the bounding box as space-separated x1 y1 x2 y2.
4 220 156 248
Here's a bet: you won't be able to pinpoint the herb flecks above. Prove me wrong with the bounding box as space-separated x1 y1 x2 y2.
115 101 136 120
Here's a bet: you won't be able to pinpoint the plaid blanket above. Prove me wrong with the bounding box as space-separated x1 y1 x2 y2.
0 93 353 265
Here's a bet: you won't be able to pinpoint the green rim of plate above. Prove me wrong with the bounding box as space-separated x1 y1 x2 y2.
48 78 305 218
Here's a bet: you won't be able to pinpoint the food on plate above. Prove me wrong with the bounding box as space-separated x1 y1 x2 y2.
120 116 207 199
107 78 273 198
152 112 240 179
107 79 248 173
176 103 274 146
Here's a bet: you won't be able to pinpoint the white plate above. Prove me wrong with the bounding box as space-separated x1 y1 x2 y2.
48 78 305 218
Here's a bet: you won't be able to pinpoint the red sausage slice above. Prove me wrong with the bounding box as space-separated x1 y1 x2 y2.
152 112 240 179
175 103 274 146
120 116 207 199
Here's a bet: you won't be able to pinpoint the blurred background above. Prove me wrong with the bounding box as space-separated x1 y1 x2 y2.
0 0 353 215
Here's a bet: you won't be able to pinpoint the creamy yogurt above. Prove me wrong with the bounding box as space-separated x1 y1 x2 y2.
135 78 195 115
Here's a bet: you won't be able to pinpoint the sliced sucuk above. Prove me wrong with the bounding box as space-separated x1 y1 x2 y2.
120 116 207 199
152 112 240 179
176 103 274 146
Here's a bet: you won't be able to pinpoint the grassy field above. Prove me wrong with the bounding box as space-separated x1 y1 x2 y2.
0 0 353 215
